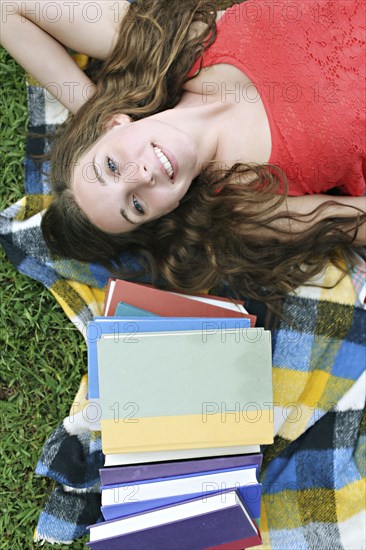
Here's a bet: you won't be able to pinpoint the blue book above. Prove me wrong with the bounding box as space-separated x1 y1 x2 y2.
101 483 262 523
87 317 251 399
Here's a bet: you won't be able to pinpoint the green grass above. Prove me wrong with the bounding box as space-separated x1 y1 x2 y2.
0 48 88 549
0 4 246 546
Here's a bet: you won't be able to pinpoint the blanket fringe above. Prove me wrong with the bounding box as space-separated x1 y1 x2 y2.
34 529 73 546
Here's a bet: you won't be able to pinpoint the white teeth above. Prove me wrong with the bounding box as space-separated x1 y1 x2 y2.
153 146 174 178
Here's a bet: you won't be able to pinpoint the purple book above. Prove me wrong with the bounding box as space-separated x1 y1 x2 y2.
100 453 262 486
101 482 262 523
87 489 262 550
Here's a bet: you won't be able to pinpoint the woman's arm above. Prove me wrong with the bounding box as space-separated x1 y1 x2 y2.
285 195 366 246
0 1 130 113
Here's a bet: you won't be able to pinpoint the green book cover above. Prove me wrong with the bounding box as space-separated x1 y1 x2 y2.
98 328 273 454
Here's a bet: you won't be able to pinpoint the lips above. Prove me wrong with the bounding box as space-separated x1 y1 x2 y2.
153 143 178 182
153 146 174 178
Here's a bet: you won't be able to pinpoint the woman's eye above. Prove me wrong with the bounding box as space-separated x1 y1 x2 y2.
106 157 119 174
133 195 145 215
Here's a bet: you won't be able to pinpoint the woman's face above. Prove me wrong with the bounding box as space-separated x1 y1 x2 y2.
71 114 199 233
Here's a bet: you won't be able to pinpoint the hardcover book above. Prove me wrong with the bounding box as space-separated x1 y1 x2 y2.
103 444 261 466
103 279 256 325
87 489 262 550
88 317 252 400
100 453 262 485
98 328 273 454
101 464 261 519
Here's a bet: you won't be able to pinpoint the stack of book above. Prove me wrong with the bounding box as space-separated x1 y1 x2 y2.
86 280 273 549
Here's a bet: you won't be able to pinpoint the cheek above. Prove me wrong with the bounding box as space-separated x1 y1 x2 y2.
158 201 179 217
167 197 180 211
167 201 180 215
151 187 183 217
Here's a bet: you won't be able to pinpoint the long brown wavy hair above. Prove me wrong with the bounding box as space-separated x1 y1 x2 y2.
41 0 365 304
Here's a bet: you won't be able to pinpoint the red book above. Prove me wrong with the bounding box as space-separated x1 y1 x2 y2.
136 283 246 308
103 279 256 326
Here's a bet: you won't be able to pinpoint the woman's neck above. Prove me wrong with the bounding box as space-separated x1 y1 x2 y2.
150 91 232 176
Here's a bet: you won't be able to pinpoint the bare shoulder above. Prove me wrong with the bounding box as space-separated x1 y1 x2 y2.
183 10 252 95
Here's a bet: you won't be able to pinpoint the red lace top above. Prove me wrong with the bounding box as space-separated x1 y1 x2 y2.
188 0 366 196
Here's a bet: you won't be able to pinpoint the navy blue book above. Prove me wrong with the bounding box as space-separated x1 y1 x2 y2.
87 489 262 550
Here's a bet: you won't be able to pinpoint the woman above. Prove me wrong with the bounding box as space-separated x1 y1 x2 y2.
1 0 365 303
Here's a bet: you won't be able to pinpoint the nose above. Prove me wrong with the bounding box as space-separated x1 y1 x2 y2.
118 161 155 193
136 161 155 186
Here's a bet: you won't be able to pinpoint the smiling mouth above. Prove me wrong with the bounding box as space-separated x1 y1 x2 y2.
153 145 174 180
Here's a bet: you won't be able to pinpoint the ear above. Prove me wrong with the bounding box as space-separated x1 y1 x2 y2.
103 113 131 131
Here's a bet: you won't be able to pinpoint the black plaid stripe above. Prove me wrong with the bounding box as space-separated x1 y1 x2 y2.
281 297 320 335
50 436 103 487
347 306 366 345
297 412 337 451
334 410 364 448
43 487 101 526
0 230 27 270
316 300 356 341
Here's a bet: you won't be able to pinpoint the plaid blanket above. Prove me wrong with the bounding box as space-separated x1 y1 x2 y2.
1 75 365 549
